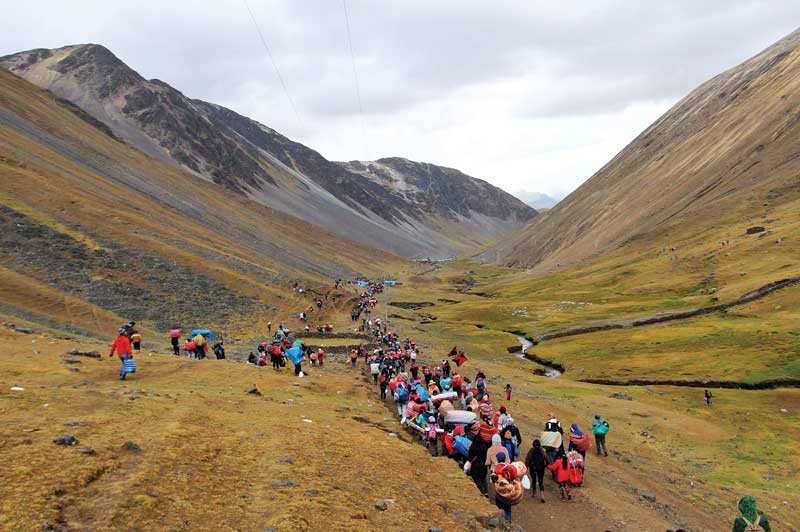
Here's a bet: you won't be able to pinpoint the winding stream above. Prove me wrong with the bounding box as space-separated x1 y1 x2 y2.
517 336 562 378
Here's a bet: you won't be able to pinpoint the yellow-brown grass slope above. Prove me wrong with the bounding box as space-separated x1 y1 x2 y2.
484 28 800 272
0 329 497 531
0 68 411 338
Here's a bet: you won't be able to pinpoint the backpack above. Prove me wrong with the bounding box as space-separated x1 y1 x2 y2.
568 463 584 485
453 435 472 457
593 420 610 435
741 516 765 532
573 434 591 452
395 386 409 402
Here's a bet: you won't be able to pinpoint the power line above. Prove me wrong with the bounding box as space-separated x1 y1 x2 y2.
242 0 305 131
342 0 369 160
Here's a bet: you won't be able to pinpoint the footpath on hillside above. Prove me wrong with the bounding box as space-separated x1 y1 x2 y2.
93 277 778 532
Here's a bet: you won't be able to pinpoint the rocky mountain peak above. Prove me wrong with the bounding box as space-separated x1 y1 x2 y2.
1 43 536 257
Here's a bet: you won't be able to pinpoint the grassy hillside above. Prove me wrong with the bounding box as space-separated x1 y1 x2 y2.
484 29 800 272
1 45 536 258
402 185 800 385
380 263 799 531
0 329 498 531
0 68 414 339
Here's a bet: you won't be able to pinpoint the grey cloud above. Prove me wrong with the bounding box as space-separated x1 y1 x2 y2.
1 0 799 196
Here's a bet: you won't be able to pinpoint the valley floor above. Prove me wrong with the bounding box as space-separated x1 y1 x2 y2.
2 260 798 532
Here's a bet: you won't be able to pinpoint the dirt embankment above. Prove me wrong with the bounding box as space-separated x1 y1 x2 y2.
580 377 800 390
540 275 800 341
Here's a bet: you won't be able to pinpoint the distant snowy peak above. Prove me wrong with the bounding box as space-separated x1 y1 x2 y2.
515 190 561 210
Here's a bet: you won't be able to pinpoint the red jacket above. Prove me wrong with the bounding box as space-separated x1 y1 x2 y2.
547 459 571 483
109 335 132 356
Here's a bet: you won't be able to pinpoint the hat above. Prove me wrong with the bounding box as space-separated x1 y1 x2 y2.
492 434 502 445
428 416 435 423
594 413 601 419
496 451 507 462
548 412 556 420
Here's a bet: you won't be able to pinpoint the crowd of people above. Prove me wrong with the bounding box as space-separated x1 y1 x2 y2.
105 276 773 530
362 335 615 521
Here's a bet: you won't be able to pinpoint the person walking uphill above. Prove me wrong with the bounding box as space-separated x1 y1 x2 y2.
465 436 490 495
109 330 133 380
732 495 771 532
525 439 548 502
130 331 142 352
169 328 181 356
592 413 609 456
547 455 572 501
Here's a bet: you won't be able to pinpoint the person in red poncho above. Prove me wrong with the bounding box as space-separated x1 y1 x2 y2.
109 332 132 380
547 454 572 501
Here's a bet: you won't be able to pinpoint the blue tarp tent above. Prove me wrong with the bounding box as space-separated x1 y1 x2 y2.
383 280 397 286
285 346 303 365
356 280 370 287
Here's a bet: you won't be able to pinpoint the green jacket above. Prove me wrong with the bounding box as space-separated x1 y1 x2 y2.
732 496 771 532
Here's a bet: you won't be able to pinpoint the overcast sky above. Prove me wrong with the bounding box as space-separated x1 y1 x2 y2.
1 1 799 200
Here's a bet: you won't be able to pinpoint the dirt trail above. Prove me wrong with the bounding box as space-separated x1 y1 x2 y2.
323 291 688 532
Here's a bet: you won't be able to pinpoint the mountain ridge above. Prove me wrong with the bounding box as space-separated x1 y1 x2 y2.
481 28 800 270
0 66 408 337
0 44 535 258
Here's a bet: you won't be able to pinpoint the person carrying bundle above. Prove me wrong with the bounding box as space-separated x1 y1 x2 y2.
464 437 490 495
370 360 381 383
568 423 591 459
130 332 142 352
732 495 771 532
592 413 610 457
193 333 207 359
212 340 225 360
490 454 528 521
169 328 181 356
185 337 196 358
